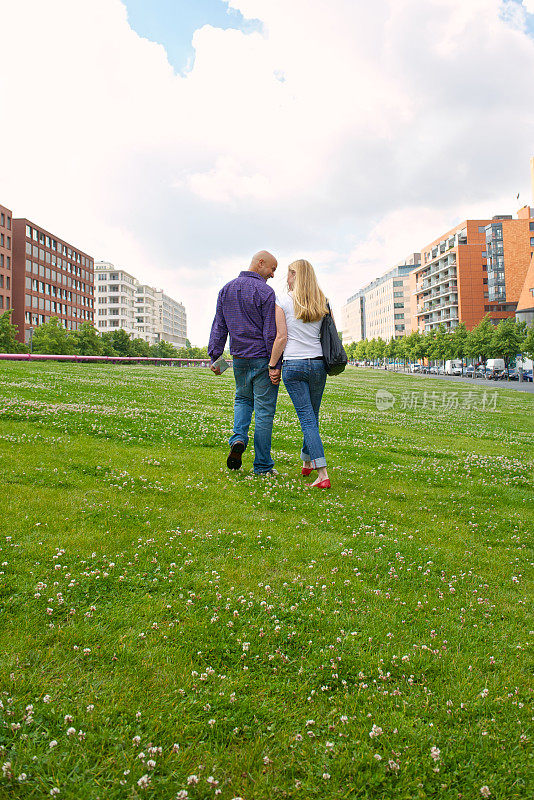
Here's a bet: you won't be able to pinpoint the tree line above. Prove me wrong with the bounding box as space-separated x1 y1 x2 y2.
344 316 534 367
0 312 210 359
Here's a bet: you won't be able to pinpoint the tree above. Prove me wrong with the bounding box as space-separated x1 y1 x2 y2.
395 336 409 370
0 310 26 353
150 340 178 358
466 315 494 365
375 337 386 366
73 322 103 355
131 337 151 357
385 337 398 368
429 323 452 367
491 318 525 372
100 332 117 356
451 322 468 372
32 317 78 355
110 329 133 356
522 325 534 361
355 340 367 362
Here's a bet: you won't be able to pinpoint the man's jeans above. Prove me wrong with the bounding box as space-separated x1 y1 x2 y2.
282 358 327 468
231 357 279 474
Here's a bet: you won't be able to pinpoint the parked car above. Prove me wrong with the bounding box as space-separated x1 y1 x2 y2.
486 358 505 373
437 366 445 375
430 366 438 374
521 370 533 382
474 366 488 379
506 370 519 381
465 366 475 378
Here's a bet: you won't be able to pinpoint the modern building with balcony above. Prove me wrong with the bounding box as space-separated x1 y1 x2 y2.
341 253 420 344
153 289 187 347
95 262 187 346
95 262 137 337
0 204 13 316
135 284 159 344
12 217 94 344
411 208 534 333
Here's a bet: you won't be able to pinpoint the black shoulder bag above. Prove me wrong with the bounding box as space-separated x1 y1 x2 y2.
320 304 347 376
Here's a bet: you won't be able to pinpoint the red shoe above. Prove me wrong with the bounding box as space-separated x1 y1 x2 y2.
305 478 331 489
301 466 314 476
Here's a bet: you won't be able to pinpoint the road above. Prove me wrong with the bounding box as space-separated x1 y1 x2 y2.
363 367 534 394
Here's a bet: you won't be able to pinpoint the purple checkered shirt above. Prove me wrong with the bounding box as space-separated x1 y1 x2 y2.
208 271 279 365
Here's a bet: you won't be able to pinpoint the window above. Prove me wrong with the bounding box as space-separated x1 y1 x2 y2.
0 214 4 226
530 238 534 246
530 222 534 231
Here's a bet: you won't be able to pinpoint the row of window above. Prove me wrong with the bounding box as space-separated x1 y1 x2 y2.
23 296 93 318
25 226 92 268
24 279 93 307
24 243 92 280
25 259 93 293
0 234 11 249
24 313 90 330
0 295 11 309
0 254 11 269
0 213 12 230
0 275 10 290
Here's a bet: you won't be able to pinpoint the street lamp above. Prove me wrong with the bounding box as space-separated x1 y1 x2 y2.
29 326 33 355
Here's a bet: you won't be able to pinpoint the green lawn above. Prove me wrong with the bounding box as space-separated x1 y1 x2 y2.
0 363 532 800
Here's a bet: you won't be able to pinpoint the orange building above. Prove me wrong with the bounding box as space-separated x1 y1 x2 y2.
0 204 13 315
411 208 534 333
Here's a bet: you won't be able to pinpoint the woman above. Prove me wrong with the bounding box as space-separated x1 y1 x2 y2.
269 259 331 489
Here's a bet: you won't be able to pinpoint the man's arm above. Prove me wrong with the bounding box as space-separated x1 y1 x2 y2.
261 291 281 369
268 305 287 385
208 289 229 372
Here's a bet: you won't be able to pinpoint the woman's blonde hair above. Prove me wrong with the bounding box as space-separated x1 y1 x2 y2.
288 259 328 323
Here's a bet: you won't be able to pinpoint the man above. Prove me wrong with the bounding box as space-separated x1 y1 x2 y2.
208 250 282 475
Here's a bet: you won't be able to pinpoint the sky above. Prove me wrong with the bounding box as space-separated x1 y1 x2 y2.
1 0 534 344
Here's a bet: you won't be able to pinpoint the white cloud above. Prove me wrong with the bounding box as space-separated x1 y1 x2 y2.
0 0 533 343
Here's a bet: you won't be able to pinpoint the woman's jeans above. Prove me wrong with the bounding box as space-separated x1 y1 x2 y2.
231 357 279 474
282 358 327 468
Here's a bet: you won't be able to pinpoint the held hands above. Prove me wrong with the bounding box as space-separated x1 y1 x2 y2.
269 368 281 385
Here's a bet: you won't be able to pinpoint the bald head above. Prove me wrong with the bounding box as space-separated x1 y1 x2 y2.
249 250 277 280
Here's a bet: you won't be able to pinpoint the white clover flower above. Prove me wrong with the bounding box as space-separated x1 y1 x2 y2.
49 740 58 749
67 727 76 737
137 774 150 789
369 724 383 738
186 775 199 785
430 746 441 762
480 788 491 798
132 736 141 746
322 772 331 779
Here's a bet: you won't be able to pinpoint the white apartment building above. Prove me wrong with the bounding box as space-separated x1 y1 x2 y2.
154 290 187 347
95 262 137 337
95 262 187 345
342 254 420 344
136 284 159 345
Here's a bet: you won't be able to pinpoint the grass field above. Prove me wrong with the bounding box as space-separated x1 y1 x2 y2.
0 362 532 800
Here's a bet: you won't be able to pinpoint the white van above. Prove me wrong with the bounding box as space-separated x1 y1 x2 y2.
486 358 505 372
445 359 463 375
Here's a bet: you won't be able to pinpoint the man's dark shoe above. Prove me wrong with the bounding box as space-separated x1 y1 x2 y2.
227 441 245 470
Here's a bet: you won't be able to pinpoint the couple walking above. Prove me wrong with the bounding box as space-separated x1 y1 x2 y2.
208 250 331 489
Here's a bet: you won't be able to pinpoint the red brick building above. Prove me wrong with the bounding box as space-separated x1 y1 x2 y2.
11 217 94 344
410 208 534 333
0 204 13 315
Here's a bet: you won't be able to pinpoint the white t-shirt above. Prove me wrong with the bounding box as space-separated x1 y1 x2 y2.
276 293 323 359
